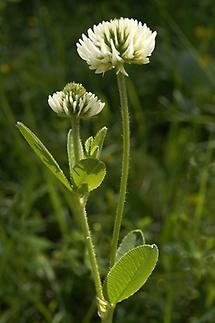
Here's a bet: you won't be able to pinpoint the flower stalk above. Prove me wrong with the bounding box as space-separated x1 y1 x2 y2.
76 196 104 302
70 115 105 313
110 72 130 267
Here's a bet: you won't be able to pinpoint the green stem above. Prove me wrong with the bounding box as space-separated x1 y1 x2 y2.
101 307 114 323
71 116 81 163
110 72 130 267
71 116 105 310
77 197 105 302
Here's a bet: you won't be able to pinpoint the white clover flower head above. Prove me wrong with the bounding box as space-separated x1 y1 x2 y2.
76 17 157 76
48 82 105 119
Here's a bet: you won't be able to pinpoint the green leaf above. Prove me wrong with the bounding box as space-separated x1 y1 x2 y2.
93 127 107 157
85 136 94 156
85 138 99 158
116 229 145 262
78 137 84 160
89 145 100 159
71 158 106 193
67 129 75 175
84 127 107 159
17 122 72 191
67 129 84 175
105 244 158 305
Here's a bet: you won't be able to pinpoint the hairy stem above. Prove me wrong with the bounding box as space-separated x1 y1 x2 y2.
110 72 130 267
101 307 114 323
71 116 105 312
77 197 105 302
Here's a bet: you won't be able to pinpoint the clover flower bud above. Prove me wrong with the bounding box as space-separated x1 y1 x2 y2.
48 82 105 119
77 18 157 76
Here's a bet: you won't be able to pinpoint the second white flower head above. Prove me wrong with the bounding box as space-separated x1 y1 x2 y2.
77 18 157 76
48 82 105 119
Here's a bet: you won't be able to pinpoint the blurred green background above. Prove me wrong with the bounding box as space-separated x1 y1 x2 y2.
1 0 215 322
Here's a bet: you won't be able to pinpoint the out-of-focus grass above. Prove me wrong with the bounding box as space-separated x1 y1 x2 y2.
0 0 215 322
